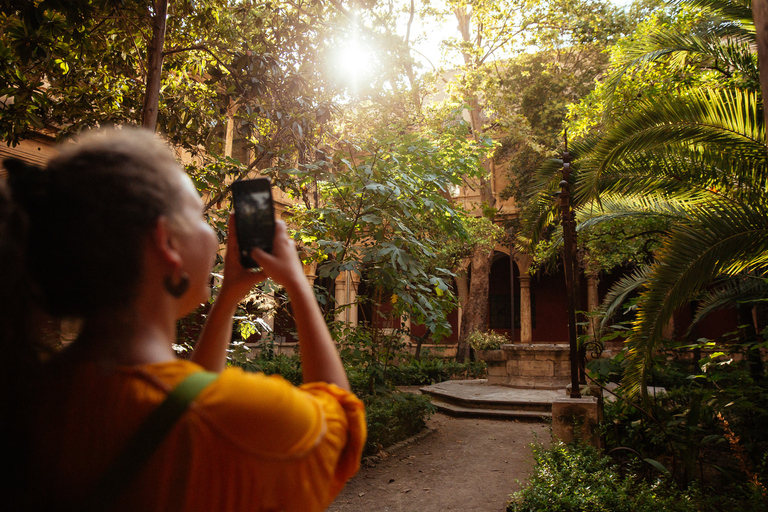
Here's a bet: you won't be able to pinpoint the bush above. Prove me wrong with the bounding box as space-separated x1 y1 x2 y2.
508 442 707 512
363 391 436 456
233 347 303 386
388 357 487 386
467 330 508 350
590 338 768 494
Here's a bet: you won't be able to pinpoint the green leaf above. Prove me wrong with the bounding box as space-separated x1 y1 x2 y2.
643 458 671 476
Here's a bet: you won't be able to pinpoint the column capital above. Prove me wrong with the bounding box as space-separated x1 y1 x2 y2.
511 251 534 273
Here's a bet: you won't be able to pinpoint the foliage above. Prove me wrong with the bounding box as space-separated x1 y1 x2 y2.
227 339 302 384
363 391 435 456
281 127 493 341
527 215 669 275
388 357 487 386
338 324 408 396
566 0 726 137
467 330 509 350
508 441 731 512
585 333 768 506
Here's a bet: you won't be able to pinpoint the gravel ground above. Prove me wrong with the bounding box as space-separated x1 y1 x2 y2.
329 412 551 512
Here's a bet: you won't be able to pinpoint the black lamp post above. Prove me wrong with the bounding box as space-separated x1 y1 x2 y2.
559 138 582 399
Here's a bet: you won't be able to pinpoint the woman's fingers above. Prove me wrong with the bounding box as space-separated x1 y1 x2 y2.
218 214 267 301
251 220 306 292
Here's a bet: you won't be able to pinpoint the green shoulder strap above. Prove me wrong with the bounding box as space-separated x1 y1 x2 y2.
82 370 218 512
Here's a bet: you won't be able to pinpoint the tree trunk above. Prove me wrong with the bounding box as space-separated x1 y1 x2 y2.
224 100 236 158
141 0 168 130
403 0 421 111
454 6 496 361
454 273 469 361
458 247 493 361
586 272 599 338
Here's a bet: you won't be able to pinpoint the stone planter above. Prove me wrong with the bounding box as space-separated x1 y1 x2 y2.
477 344 573 389
474 348 505 362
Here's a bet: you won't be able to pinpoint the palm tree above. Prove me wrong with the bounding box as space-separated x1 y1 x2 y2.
520 0 768 398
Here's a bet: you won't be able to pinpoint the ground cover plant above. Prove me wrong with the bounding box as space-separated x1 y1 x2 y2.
507 441 742 512
580 330 768 510
388 357 487 386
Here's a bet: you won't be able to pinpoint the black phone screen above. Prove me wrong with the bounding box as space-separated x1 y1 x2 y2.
232 178 275 269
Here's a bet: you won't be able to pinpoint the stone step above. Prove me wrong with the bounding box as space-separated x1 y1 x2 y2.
430 399 552 421
420 384 553 414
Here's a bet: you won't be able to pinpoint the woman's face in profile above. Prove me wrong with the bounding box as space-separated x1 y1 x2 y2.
171 170 219 315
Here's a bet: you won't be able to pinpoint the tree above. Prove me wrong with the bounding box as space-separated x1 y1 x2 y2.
415 0 633 358
523 0 766 398
276 126 494 341
0 0 352 150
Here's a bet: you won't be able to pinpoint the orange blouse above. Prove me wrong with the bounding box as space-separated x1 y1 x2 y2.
30 359 366 512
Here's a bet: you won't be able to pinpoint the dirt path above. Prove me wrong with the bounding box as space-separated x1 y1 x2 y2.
329 413 550 512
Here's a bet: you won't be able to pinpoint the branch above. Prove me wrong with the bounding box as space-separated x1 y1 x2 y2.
163 44 207 57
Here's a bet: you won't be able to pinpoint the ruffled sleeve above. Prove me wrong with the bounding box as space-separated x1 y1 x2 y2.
192 368 367 512
298 382 367 497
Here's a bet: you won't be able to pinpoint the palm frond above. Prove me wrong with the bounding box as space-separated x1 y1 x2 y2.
676 0 755 32
691 275 768 330
578 88 766 205
599 265 652 331
623 203 768 398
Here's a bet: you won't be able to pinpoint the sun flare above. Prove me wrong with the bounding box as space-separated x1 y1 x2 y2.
333 41 375 88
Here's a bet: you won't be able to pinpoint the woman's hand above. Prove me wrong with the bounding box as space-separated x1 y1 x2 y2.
219 215 308 306
251 220 309 295
214 214 348 389
216 214 268 306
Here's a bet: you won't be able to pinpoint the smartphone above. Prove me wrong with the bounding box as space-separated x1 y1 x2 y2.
231 178 275 269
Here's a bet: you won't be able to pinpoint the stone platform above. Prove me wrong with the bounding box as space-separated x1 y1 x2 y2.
477 344 573 389
419 379 563 421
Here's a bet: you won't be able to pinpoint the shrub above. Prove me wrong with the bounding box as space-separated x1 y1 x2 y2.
233 347 303 386
590 338 768 494
363 391 436 456
388 357 487 386
467 330 508 350
508 442 706 512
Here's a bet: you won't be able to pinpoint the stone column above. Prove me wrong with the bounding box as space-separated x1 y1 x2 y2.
303 261 317 288
508 238 516 343
512 252 534 344
334 271 361 326
348 272 360 327
335 273 349 324
519 275 533 344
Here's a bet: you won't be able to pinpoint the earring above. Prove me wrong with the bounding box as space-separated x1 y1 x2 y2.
163 272 190 298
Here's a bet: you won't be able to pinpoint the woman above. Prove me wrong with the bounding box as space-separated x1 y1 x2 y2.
0 128 365 511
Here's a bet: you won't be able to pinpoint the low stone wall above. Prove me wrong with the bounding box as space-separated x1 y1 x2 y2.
477 343 573 389
402 344 457 358
245 342 457 359
245 342 299 357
